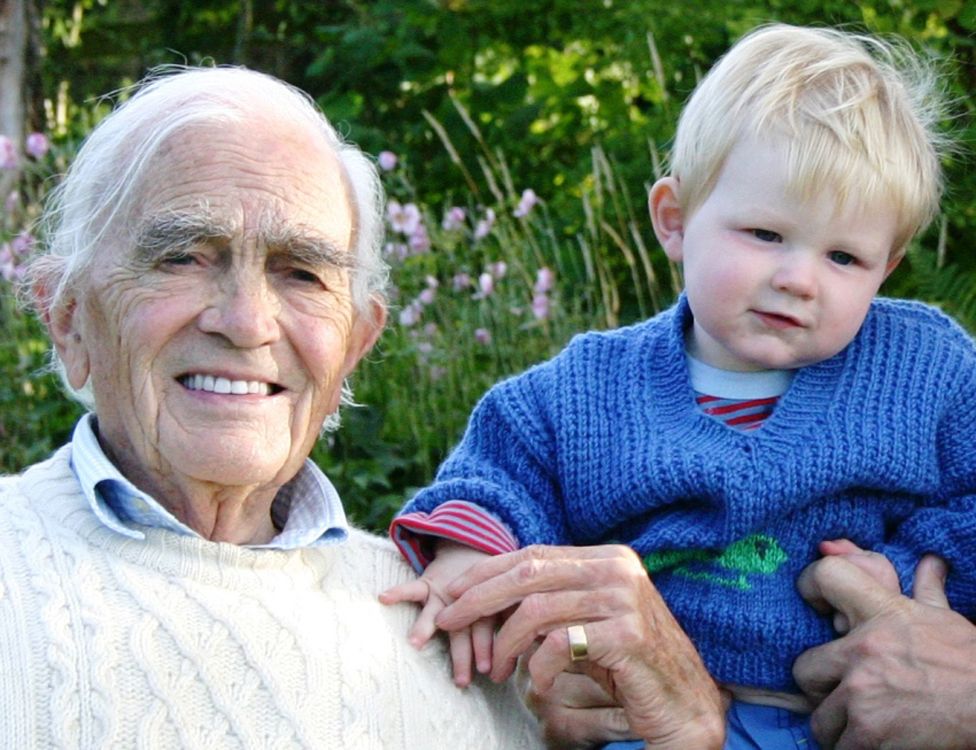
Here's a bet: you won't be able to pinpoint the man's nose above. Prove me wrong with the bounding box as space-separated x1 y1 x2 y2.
198 272 281 347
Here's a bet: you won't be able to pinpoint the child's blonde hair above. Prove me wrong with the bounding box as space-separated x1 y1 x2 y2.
669 23 945 256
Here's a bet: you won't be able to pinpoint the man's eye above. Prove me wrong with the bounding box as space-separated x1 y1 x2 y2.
161 251 197 266
289 268 324 285
751 228 782 243
828 250 856 266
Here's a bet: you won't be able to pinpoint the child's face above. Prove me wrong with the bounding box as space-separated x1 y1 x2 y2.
652 136 900 372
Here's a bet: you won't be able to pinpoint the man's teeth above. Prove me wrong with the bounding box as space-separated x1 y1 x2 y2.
183 374 271 395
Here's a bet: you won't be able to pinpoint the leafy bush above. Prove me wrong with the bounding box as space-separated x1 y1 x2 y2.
4 1 976 532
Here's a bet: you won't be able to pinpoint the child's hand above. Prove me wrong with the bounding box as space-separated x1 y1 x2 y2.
819 538 900 633
380 539 496 687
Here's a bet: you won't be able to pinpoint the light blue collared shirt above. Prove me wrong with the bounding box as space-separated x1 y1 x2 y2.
69 413 348 549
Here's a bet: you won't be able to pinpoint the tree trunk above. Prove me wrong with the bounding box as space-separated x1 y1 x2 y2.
0 0 27 199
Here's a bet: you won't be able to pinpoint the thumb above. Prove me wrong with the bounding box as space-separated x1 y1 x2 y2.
912 555 949 609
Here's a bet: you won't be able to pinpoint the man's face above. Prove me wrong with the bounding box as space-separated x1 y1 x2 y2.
58 118 382 499
654 135 900 372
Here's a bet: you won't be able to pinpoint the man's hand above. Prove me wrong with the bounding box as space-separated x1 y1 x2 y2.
794 554 976 749
436 544 726 749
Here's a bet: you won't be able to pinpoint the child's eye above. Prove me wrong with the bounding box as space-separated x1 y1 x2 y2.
828 250 856 266
751 228 782 243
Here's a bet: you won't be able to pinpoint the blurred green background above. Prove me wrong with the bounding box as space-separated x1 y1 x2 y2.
2 0 974 530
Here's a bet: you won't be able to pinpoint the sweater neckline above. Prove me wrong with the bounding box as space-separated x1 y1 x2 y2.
664 295 844 444
28 447 341 591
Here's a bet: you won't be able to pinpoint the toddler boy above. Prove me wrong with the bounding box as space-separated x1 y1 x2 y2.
384 23 976 748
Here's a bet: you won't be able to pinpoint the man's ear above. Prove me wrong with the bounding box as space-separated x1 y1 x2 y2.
341 298 387 378
41 285 90 390
648 177 686 263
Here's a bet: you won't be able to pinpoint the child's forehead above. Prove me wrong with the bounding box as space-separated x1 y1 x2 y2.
716 131 896 214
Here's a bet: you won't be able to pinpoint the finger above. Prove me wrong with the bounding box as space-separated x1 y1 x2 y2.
378 579 430 606
796 555 896 629
471 618 495 674
522 626 580 691
450 628 474 687
809 686 848 749
537 706 633 749
913 554 949 608
408 594 445 649
444 544 625 599
832 611 850 634
793 636 850 704
522 671 616 712
819 538 864 556
439 548 635 630
488 587 635 682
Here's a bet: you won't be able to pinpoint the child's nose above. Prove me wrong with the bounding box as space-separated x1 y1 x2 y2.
770 253 817 299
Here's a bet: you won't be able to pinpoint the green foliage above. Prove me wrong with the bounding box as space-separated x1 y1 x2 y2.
3 0 975 532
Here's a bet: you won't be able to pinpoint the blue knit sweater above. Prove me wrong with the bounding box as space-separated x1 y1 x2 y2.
400 295 976 690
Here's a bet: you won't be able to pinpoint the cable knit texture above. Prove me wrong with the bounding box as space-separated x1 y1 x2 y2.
0 447 543 749
401 295 976 690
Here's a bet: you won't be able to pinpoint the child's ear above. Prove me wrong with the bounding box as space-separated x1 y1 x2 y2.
649 177 685 262
884 252 903 280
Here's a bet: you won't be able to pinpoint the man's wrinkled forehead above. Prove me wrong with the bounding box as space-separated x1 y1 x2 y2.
123 118 354 253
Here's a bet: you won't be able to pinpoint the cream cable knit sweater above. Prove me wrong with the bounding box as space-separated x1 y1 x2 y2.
0 447 543 749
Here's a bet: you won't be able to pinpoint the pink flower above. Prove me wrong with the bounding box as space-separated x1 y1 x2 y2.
387 200 422 235
409 225 431 253
513 188 539 218
452 272 471 291
531 292 551 320
442 206 466 231
398 301 422 327
423 323 439 336
474 208 496 240
419 287 436 306
0 136 18 170
5 190 19 214
25 132 49 159
384 241 409 261
534 267 555 293
424 275 439 289
489 261 507 279
0 244 15 282
10 231 34 257
474 328 492 345
477 272 494 297
377 151 398 171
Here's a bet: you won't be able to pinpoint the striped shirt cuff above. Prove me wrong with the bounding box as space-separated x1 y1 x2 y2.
390 500 519 572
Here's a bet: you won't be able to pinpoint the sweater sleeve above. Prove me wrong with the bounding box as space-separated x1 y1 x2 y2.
871 318 976 617
394 366 571 552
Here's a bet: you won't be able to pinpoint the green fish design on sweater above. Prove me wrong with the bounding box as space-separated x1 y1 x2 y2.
643 534 788 591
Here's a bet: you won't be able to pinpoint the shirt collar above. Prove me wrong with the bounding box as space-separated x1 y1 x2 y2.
69 413 348 549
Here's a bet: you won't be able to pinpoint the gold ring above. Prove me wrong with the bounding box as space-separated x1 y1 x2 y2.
567 624 589 662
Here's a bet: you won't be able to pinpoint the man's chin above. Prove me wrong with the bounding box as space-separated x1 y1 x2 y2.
162 437 296 490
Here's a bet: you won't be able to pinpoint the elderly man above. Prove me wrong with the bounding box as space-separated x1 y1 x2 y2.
1 66 544 748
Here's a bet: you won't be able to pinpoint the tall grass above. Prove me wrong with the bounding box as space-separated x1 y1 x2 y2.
312 97 682 529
